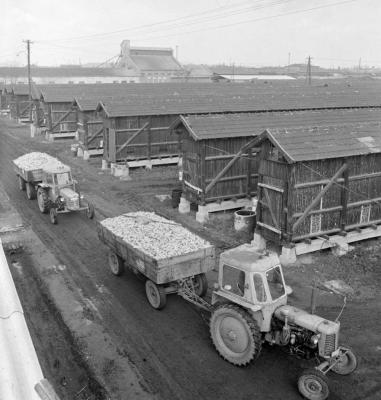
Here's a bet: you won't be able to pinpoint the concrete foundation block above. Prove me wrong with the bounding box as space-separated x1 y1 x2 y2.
331 238 350 257
251 232 266 251
178 196 191 214
112 164 130 180
30 125 36 138
279 246 297 266
196 205 209 224
83 151 90 161
101 159 109 170
77 147 84 158
145 161 153 170
75 130 79 141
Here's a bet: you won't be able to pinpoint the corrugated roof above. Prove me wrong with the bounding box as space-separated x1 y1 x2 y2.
178 108 381 140
266 124 381 162
130 54 182 71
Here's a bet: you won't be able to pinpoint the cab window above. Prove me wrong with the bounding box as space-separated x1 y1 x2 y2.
253 273 267 302
266 266 285 300
46 174 53 185
222 265 245 297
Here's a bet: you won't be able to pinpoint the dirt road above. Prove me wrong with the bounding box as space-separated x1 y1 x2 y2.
1 118 380 400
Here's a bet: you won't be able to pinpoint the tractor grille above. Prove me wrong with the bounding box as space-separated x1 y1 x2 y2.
323 334 336 356
67 198 79 209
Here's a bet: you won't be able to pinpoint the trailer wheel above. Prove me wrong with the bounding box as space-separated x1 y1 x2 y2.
37 188 49 213
298 369 329 400
331 347 357 375
50 208 58 224
18 176 26 191
108 251 124 276
145 280 167 310
26 182 37 200
192 273 208 297
210 304 262 366
86 202 95 219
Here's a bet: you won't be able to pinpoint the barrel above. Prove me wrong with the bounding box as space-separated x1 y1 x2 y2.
234 210 256 233
171 188 183 208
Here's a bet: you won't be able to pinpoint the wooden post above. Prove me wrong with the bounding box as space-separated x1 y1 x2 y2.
109 128 116 163
246 148 252 197
47 104 53 132
147 117 152 161
200 142 206 205
83 115 89 149
285 164 295 243
340 160 349 232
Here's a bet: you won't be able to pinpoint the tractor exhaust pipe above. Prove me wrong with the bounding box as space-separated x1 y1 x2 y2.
310 281 318 315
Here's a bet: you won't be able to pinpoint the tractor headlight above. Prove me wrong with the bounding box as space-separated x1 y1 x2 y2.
310 334 320 347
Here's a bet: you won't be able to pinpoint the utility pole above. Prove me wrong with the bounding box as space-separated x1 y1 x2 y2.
23 39 33 121
306 56 312 85
358 57 362 71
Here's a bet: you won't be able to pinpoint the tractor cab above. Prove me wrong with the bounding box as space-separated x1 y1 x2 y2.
41 163 74 189
212 244 289 331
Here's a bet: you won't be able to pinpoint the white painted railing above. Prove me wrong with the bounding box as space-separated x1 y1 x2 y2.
0 239 60 400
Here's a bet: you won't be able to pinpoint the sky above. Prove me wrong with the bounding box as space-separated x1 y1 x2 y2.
1 0 380 68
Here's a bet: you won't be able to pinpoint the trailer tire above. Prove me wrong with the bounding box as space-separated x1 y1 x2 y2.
18 176 26 191
37 188 49 213
26 182 37 200
192 273 208 297
145 280 167 310
210 304 262 366
108 251 124 276
298 369 329 400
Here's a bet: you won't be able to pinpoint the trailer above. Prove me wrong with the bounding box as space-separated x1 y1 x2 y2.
96 212 215 309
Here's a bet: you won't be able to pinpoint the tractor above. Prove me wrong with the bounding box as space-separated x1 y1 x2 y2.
36 163 94 224
207 244 357 400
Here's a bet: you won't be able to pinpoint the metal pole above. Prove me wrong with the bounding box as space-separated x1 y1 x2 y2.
23 39 32 121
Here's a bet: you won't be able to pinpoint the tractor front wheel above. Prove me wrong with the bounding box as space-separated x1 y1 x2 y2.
298 369 329 400
86 202 95 219
331 347 357 375
210 304 262 366
50 208 58 224
145 280 167 310
37 188 49 213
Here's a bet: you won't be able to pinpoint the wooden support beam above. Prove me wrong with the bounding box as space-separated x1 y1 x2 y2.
340 160 349 231
116 122 149 156
292 163 348 232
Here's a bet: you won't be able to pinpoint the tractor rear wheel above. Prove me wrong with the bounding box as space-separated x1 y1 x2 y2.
145 280 167 310
298 369 329 400
210 304 262 366
108 251 124 276
18 176 26 191
331 347 357 375
26 182 36 200
37 188 49 213
192 273 208 297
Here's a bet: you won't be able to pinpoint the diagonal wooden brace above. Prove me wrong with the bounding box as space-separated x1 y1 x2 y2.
292 163 348 232
116 122 150 156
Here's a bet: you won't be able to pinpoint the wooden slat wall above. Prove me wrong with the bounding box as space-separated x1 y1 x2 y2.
77 110 103 149
49 102 76 133
109 114 179 162
290 154 381 240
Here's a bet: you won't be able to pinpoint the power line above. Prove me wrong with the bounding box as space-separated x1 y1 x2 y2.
36 0 295 44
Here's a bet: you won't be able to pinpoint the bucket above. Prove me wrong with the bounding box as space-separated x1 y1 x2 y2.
171 188 183 208
234 210 256 233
